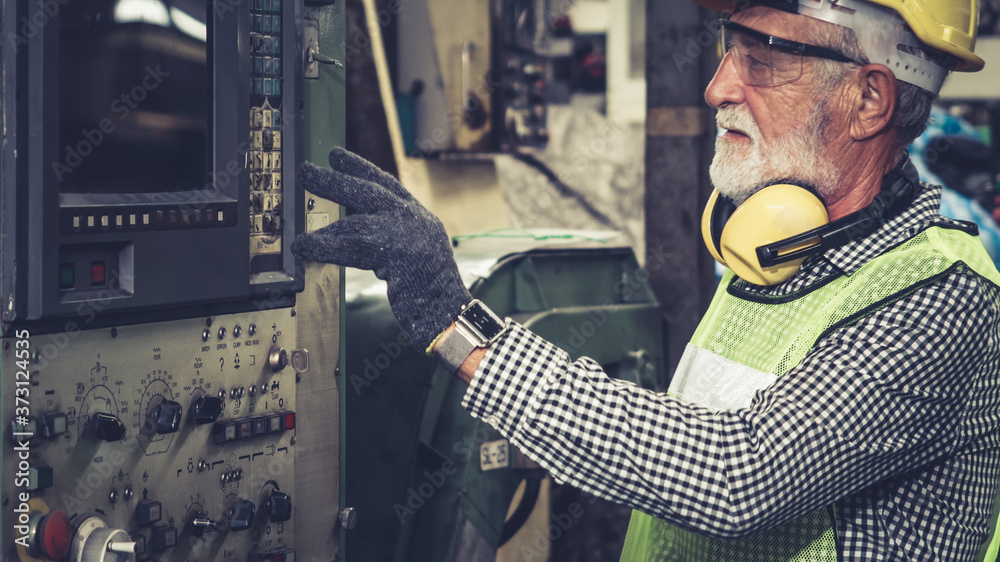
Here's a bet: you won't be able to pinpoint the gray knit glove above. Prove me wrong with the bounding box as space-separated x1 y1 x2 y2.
292 148 472 351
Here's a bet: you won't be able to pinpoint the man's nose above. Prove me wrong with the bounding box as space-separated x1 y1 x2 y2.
705 52 746 108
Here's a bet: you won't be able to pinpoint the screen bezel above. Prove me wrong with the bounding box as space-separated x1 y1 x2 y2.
1 0 304 325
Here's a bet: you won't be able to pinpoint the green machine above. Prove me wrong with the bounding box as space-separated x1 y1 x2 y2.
341 234 666 561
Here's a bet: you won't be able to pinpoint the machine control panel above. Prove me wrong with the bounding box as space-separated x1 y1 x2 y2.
2 310 300 561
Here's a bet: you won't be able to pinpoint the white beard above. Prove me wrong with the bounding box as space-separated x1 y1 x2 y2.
709 103 840 205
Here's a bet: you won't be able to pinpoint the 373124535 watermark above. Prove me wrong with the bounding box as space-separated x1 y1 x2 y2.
11 329 35 548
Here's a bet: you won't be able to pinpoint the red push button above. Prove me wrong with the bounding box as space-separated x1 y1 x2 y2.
91 262 106 286
37 509 72 560
282 412 295 430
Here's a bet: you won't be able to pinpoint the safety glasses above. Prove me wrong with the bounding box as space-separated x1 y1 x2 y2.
720 20 862 87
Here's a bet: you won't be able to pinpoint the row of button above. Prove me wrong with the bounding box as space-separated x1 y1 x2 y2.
253 0 281 12
253 55 282 77
253 13 282 34
251 107 282 130
252 76 283 97
252 33 281 56
59 261 107 290
250 171 282 192
252 193 282 213
69 208 228 232
252 212 283 234
252 128 282 151
212 411 295 444
249 151 282 173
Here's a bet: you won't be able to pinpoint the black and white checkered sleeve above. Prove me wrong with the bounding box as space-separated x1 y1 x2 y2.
461 271 1000 543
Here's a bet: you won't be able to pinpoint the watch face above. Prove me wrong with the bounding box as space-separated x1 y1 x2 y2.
463 301 505 340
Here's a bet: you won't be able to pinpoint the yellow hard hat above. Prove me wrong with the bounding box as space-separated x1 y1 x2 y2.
866 0 982 71
695 0 983 73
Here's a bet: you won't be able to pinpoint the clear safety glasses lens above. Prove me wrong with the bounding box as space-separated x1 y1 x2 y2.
721 23 804 87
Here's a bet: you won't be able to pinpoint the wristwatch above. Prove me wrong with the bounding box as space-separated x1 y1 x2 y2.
435 300 510 373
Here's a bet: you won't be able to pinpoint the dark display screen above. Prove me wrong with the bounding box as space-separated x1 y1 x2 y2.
464 301 506 340
57 0 209 194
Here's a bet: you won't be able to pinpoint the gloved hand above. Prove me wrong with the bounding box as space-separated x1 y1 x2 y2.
292 148 472 351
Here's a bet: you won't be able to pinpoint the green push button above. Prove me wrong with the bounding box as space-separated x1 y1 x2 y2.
59 263 75 290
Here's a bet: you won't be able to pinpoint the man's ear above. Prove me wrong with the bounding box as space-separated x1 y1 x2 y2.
849 65 898 141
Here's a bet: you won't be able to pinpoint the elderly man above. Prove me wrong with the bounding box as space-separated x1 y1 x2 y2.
294 0 1000 559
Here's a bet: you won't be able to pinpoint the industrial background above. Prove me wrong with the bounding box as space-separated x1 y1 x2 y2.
1 0 999 560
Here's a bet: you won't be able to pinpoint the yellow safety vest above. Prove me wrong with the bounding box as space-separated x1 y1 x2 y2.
620 225 1000 561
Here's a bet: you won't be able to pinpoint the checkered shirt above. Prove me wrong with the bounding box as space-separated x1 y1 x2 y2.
462 177 1000 561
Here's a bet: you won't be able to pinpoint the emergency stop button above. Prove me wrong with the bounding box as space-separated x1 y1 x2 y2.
34 509 72 560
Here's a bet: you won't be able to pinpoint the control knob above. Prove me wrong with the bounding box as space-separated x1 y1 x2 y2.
68 514 136 562
89 412 126 442
192 395 224 425
225 499 256 531
149 399 182 434
265 490 292 523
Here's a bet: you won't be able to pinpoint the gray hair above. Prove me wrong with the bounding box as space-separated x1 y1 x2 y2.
809 24 935 148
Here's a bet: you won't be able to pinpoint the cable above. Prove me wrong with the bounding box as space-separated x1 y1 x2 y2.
510 151 616 228
497 476 543 547
451 228 610 245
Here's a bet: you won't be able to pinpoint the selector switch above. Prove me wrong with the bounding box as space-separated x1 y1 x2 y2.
188 512 217 536
90 412 127 442
226 499 256 531
266 490 292 523
268 345 289 371
192 395 224 425
150 399 183 434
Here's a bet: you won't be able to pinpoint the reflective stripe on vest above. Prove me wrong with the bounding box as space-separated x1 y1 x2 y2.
620 225 1000 562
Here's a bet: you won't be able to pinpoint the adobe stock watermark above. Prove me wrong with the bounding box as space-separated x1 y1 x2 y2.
516 494 600 561
672 1 753 72
344 0 406 65
348 330 415 396
559 245 669 354
51 65 171 182
393 424 494 522
5 0 70 53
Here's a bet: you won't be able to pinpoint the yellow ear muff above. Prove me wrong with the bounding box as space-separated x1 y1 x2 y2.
702 185 829 286
701 189 730 265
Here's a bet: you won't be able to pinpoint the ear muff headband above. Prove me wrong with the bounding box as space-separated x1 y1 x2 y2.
756 167 915 268
701 166 917 286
